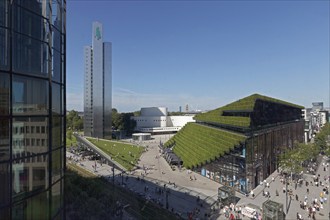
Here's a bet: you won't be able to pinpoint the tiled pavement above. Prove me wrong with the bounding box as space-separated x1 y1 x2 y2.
67 135 330 220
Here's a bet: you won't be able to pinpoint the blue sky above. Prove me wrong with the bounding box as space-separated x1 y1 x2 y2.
67 0 329 112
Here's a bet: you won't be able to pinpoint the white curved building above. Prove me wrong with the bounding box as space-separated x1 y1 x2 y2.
132 107 195 134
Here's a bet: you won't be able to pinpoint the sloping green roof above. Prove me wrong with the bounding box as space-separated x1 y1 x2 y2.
164 123 246 169
194 93 303 128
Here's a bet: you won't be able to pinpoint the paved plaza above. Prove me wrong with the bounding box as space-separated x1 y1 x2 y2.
68 134 330 220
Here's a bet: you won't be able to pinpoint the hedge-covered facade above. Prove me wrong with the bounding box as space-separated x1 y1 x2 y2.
165 94 304 194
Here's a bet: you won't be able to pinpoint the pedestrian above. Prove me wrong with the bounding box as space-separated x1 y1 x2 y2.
296 194 298 201
230 213 235 220
307 188 309 194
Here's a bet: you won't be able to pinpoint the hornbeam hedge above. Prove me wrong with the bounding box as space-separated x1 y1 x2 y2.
164 123 246 169
194 94 303 128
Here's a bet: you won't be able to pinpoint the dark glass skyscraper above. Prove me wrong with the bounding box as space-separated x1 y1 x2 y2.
0 0 66 219
84 22 112 139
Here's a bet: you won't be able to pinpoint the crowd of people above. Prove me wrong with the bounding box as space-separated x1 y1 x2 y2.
279 162 330 220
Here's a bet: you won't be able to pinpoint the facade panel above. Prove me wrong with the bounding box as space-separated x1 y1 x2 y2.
103 42 112 139
0 0 66 219
83 46 92 136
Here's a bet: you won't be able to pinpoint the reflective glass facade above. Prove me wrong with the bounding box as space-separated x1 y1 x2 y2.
0 0 66 219
84 22 112 139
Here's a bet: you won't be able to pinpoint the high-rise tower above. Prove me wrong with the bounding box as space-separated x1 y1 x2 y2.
0 0 66 219
84 22 112 139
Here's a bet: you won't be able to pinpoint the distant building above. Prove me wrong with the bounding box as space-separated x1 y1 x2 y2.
132 133 151 141
84 22 112 139
132 107 195 134
319 111 328 127
303 102 329 138
312 102 323 112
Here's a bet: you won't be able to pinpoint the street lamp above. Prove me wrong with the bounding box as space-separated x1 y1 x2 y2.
165 188 169 209
112 165 115 183
286 176 288 214
246 178 249 195
121 171 125 185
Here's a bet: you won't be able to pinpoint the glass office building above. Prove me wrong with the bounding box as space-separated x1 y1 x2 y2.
0 0 66 219
84 22 112 139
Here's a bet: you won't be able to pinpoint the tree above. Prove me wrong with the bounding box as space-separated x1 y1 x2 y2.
278 141 320 180
73 117 83 130
111 109 136 134
278 147 304 175
67 110 83 131
278 142 314 175
133 110 141 117
111 108 120 129
122 112 136 134
67 130 73 140
314 123 330 156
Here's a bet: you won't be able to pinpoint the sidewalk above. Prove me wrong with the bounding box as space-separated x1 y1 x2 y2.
67 135 330 220
237 155 330 220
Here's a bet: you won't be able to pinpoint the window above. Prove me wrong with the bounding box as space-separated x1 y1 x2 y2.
52 149 62 183
12 75 49 115
12 117 48 155
12 6 49 42
12 33 49 76
12 189 49 219
52 83 61 115
51 180 62 217
52 49 61 82
0 163 10 205
0 28 9 71
0 73 9 114
52 116 62 149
